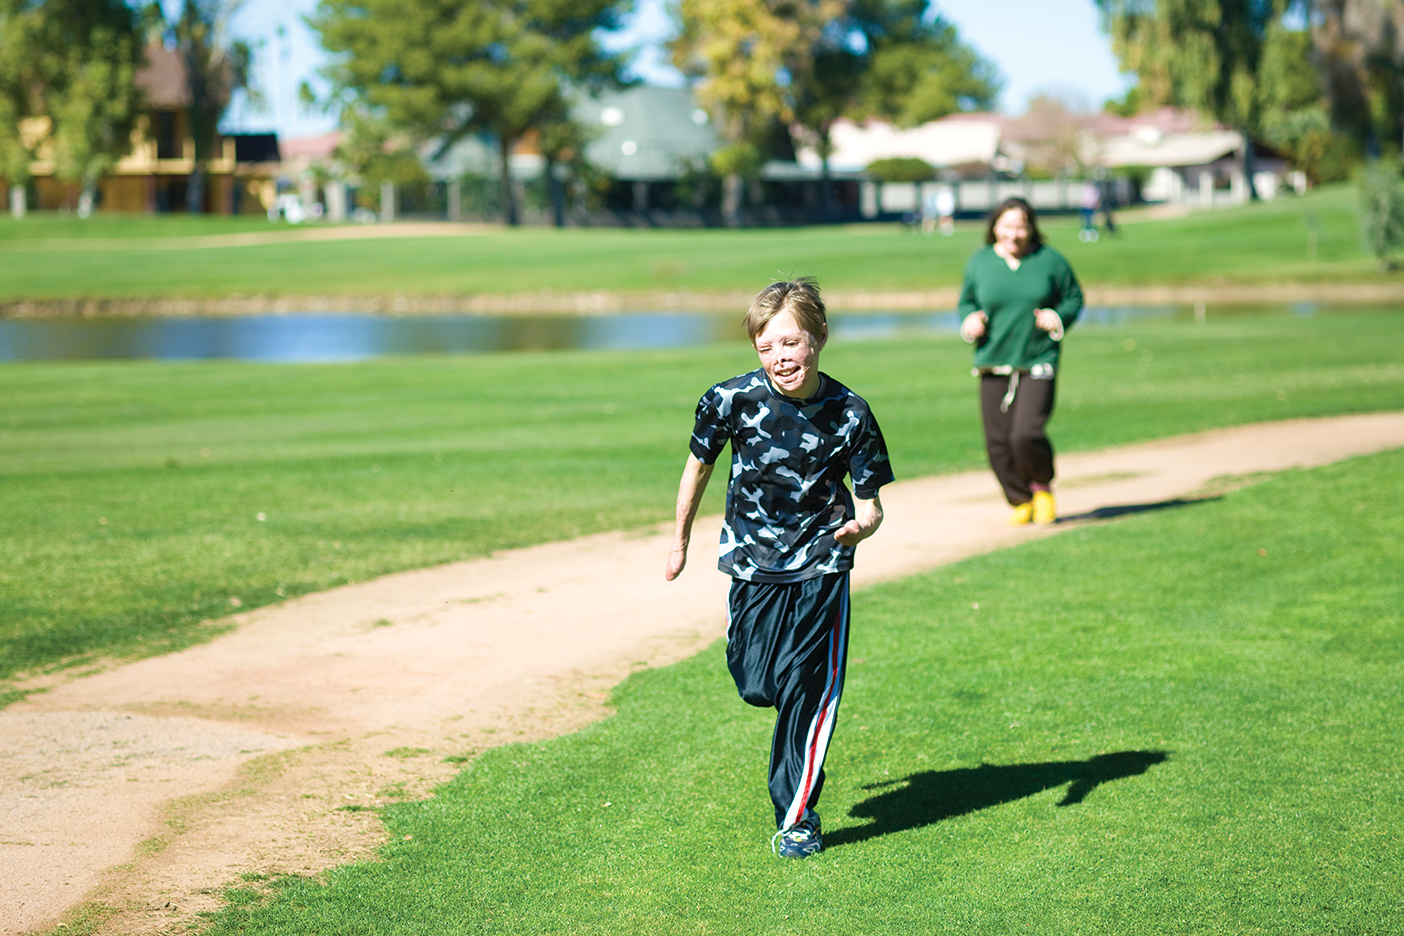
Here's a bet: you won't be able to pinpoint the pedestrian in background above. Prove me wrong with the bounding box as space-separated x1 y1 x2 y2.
957 197 1083 525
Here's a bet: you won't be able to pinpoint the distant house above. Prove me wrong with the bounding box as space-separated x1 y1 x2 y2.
577 85 720 214
797 114 1009 178
16 44 277 214
1084 107 1297 204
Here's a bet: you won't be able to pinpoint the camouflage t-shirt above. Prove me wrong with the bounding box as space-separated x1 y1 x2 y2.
689 369 894 583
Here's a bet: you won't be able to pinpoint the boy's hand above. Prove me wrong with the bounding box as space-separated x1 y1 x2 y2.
664 543 687 581
665 456 713 582
835 494 883 547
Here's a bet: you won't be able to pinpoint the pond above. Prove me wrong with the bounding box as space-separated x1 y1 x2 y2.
0 303 1299 363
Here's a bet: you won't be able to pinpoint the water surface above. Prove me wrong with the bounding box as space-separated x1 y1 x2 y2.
0 304 1287 363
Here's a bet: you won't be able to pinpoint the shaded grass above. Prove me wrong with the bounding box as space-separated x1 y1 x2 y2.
0 185 1388 301
202 447 1404 935
1 307 1402 686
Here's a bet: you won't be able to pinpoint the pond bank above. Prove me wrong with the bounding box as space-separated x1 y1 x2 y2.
2 281 1403 319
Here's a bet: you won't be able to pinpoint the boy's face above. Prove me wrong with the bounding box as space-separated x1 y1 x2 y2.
753 310 826 399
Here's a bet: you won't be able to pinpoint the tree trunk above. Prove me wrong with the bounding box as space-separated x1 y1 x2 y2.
722 173 743 227
547 159 565 228
187 167 206 213
1241 130 1259 201
9 183 27 218
78 182 96 219
498 135 519 226
818 126 834 221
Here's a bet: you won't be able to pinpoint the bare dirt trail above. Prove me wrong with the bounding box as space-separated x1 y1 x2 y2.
3 412 1403 936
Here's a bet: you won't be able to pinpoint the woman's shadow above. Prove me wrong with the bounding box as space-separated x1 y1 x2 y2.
827 750 1169 849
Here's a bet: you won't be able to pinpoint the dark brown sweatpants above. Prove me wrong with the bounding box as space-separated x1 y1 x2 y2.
979 372 1056 506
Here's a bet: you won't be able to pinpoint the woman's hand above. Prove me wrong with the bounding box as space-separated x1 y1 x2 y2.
1034 308 1064 340
960 311 988 343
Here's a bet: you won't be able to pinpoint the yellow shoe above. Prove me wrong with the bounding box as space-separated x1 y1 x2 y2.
1032 490 1056 525
1009 501 1034 525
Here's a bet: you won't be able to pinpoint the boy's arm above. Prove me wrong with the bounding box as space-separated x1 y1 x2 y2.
835 492 883 547
665 454 715 581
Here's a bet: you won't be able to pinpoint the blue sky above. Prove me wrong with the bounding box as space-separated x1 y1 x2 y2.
219 0 1131 139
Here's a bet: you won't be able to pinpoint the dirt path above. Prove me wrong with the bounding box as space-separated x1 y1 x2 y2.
4 413 1403 936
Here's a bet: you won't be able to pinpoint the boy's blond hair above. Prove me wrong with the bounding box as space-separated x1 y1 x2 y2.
744 278 827 344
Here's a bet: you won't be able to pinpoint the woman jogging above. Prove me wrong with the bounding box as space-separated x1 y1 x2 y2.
958 196 1083 525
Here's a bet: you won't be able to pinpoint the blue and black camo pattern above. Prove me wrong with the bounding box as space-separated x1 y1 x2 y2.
690 369 894 583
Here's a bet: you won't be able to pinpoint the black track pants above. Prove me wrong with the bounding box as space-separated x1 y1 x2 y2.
726 572 850 831
979 372 1057 505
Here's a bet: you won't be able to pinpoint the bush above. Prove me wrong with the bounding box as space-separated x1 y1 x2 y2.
1357 160 1404 271
865 157 936 183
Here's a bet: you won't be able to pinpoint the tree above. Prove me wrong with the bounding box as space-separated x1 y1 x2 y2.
675 0 998 223
0 0 43 215
847 0 1000 127
1007 93 1092 177
1257 14 1354 182
0 0 144 217
1312 0 1404 157
672 0 843 224
1095 0 1303 199
312 0 624 226
166 0 252 213
800 0 997 213
1357 159 1404 270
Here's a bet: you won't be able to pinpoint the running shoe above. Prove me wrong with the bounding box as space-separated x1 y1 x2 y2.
1032 490 1056 525
771 812 823 859
1009 501 1034 525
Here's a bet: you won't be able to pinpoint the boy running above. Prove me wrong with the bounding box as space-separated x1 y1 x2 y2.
664 278 893 858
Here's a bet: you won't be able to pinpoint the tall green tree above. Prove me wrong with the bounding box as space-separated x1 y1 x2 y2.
675 0 997 223
791 0 998 212
1313 0 1404 157
672 0 842 224
1095 0 1304 198
0 0 144 217
168 0 253 213
1257 12 1352 182
312 0 625 226
847 0 1000 125
0 0 43 215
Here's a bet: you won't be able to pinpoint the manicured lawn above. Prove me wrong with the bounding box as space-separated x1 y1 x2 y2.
0 184 1388 301
0 211 277 241
204 446 1404 935
1 307 1401 693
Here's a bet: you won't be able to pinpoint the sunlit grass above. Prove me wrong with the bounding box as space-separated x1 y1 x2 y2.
203 448 1404 935
0 185 1385 301
2 306 1401 690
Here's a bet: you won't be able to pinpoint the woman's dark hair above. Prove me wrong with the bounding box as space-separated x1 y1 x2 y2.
984 196 1043 250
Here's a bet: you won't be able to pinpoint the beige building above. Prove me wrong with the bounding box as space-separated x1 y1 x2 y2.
14 44 274 214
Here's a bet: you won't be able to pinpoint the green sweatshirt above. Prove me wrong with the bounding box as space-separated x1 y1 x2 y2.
957 244 1084 370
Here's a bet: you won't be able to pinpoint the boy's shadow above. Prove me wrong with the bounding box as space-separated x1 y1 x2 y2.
827 750 1169 849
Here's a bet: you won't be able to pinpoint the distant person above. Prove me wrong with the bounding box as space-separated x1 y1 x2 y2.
1100 181 1119 236
1078 180 1100 243
935 186 956 236
665 278 893 859
958 197 1084 525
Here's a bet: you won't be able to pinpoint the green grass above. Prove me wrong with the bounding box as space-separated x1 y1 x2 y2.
201 446 1404 935
2 307 1402 691
0 185 1390 301
0 210 278 241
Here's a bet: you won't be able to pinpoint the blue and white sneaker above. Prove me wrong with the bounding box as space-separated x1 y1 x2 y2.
771 812 822 858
